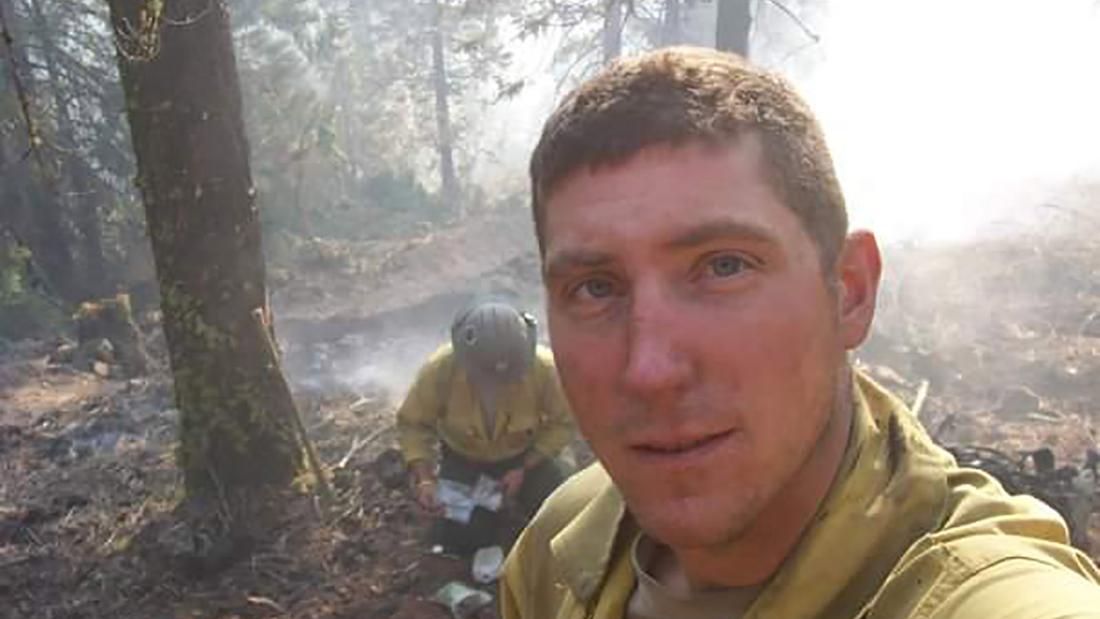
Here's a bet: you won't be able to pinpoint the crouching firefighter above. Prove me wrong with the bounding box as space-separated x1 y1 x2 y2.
396 301 575 555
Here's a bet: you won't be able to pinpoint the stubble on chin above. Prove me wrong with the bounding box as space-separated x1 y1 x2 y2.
624 477 770 550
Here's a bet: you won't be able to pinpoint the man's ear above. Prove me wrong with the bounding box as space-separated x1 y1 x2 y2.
834 230 882 350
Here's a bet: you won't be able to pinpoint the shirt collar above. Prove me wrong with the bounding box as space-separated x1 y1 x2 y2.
549 463 627 601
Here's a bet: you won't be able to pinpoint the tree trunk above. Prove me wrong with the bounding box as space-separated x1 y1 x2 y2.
0 0 79 302
104 0 301 498
716 0 752 56
27 0 108 298
24 178 78 301
71 164 106 296
602 0 625 64
429 0 459 215
660 0 682 46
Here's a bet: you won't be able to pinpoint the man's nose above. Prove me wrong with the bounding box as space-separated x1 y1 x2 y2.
620 286 693 399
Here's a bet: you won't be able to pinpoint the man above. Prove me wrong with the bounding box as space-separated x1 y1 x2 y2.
501 47 1100 618
396 300 573 555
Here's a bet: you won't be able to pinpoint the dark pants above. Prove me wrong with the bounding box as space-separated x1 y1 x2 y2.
433 445 567 555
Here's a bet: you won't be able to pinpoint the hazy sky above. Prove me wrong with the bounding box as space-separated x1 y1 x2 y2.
807 0 1100 242
472 0 1100 244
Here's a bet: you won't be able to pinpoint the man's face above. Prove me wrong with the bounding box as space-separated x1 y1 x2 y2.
542 140 872 549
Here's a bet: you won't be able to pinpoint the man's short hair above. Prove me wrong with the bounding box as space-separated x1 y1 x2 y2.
530 46 848 269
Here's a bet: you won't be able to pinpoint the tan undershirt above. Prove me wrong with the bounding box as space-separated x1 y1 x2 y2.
627 535 762 619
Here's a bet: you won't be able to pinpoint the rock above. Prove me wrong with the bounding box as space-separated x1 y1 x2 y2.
47 341 77 365
92 361 111 378
430 582 493 619
373 448 408 490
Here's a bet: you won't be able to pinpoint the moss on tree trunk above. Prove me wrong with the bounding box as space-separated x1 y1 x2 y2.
105 0 301 498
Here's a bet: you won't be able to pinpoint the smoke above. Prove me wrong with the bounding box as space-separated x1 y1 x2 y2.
290 1 1100 404
476 1 1100 244
290 327 447 403
788 0 1100 242
286 249 548 406
342 332 446 400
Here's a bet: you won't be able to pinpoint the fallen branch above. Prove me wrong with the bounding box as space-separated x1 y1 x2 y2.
336 435 364 470
0 555 33 569
251 308 335 510
336 424 390 470
246 595 286 615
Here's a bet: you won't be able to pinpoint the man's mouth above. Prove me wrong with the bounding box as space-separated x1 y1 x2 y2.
632 428 737 457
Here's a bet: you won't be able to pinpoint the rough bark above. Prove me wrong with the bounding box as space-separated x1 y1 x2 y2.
429 0 459 214
104 0 301 497
716 0 752 56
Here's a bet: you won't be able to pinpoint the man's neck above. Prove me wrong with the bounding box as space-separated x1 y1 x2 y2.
669 379 856 590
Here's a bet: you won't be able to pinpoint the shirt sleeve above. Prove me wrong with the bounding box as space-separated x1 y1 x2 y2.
499 552 525 619
530 350 574 460
927 557 1100 619
395 352 448 466
500 525 539 619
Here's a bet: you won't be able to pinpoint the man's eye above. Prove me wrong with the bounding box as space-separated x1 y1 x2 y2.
708 255 749 277
578 278 615 299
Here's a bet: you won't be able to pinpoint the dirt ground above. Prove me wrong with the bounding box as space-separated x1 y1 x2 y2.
0 340 474 619
2 211 1099 618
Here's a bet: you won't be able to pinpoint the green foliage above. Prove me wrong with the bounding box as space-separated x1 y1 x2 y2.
516 0 669 82
0 240 66 340
2 0 656 306
358 169 446 236
0 0 142 299
0 242 31 299
233 0 533 239
260 168 443 243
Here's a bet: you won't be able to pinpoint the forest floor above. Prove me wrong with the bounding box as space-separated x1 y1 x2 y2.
2 208 1100 618
0 337 469 619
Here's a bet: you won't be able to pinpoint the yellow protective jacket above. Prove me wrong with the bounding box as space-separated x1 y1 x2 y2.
501 372 1100 619
396 343 573 466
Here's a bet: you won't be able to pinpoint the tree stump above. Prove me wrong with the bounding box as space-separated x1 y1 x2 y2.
74 293 149 377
